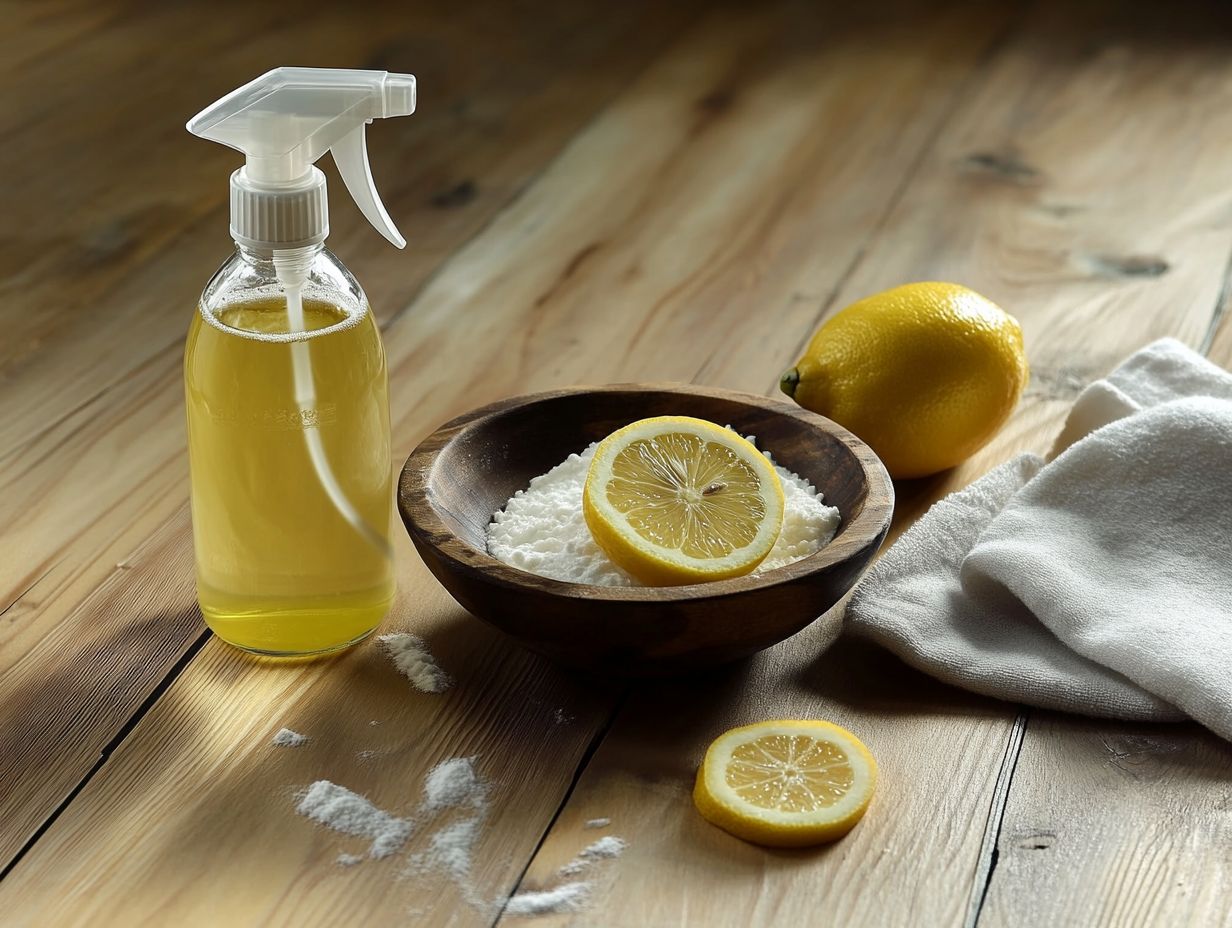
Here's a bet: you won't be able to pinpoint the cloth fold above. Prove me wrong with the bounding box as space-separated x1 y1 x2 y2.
847 339 1232 740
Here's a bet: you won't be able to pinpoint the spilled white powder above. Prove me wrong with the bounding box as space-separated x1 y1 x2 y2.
272 728 308 747
505 882 591 917
378 633 451 693
487 438 841 585
336 853 362 867
423 756 484 812
584 817 611 830
424 817 482 881
559 835 627 876
295 780 412 859
406 757 493 909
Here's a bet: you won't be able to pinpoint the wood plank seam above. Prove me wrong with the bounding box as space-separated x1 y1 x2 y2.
1197 248 1232 354
0 8 694 858
486 687 631 925
0 629 210 884
769 0 1030 389
0 567 53 622
493 5 1039 913
966 710 1029 928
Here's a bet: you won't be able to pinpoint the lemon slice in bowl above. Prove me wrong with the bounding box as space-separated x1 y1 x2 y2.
582 416 784 586
693 719 877 847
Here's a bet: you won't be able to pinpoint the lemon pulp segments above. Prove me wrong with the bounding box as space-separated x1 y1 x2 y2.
726 732 855 812
609 431 766 557
694 719 877 847
583 417 784 585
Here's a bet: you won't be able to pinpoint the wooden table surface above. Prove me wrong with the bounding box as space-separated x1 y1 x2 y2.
4 0 1231 925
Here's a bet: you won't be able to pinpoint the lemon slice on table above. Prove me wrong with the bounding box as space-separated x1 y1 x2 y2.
582 416 784 586
694 719 877 847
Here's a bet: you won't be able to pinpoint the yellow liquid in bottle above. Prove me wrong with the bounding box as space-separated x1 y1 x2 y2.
185 297 394 655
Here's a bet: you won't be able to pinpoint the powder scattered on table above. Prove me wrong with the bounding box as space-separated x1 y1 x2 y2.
423 756 484 813
422 817 482 882
272 727 308 747
504 882 591 917
378 633 451 693
583 817 611 829
295 780 412 859
559 835 626 876
407 757 493 908
337 853 362 867
487 438 841 585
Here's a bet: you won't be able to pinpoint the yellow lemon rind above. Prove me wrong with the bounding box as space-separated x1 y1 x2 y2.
785 282 1029 479
583 416 785 586
693 719 877 848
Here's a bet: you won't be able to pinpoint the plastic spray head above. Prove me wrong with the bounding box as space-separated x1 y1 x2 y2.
187 67 416 251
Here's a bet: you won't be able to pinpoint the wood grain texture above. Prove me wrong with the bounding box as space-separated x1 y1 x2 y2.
0 0 706 867
980 717 1232 928
496 1 1232 925
0 544 625 927
399 383 891 672
976 166 1232 928
494 635 1020 928
0 1 1021 922
6 0 1232 925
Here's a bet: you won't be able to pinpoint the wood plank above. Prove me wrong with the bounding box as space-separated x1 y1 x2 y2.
498 2 1232 925
0 2 1019 922
980 184 1232 927
0 0 707 866
0 0 704 612
979 716 1232 928
500 633 1018 928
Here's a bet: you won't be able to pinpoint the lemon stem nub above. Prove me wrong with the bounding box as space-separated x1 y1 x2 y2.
779 367 800 398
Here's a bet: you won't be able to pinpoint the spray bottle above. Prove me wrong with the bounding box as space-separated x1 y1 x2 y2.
184 67 415 655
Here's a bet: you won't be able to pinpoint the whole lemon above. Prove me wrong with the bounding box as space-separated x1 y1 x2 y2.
780 282 1028 479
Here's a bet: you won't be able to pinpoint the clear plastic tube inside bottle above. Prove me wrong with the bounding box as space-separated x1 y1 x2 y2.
273 248 393 560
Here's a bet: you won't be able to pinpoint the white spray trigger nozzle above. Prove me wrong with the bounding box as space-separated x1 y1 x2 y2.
332 124 405 248
187 67 415 250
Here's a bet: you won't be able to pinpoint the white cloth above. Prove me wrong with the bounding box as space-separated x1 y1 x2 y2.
846 339 1232 739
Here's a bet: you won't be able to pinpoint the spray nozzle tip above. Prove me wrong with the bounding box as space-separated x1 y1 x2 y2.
382 74 416 117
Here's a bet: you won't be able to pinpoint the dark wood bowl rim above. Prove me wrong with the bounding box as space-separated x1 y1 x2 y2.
398 383 893 603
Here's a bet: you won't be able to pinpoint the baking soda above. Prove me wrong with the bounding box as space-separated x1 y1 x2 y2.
404 755 494 911
423 757 484 812
583 817 611 829
272 727 308 747
378 633 451 693
295 780 412 859
487 439 841 585
423 817 482 881
504 882 591 916
559 835 626 876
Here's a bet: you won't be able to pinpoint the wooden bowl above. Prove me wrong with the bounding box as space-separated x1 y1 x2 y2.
398 384 893 674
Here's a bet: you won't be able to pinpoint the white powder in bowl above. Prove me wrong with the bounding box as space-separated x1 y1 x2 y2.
487 439 841 585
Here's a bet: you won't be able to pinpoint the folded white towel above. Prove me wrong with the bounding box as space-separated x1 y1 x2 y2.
847 339 1232 739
